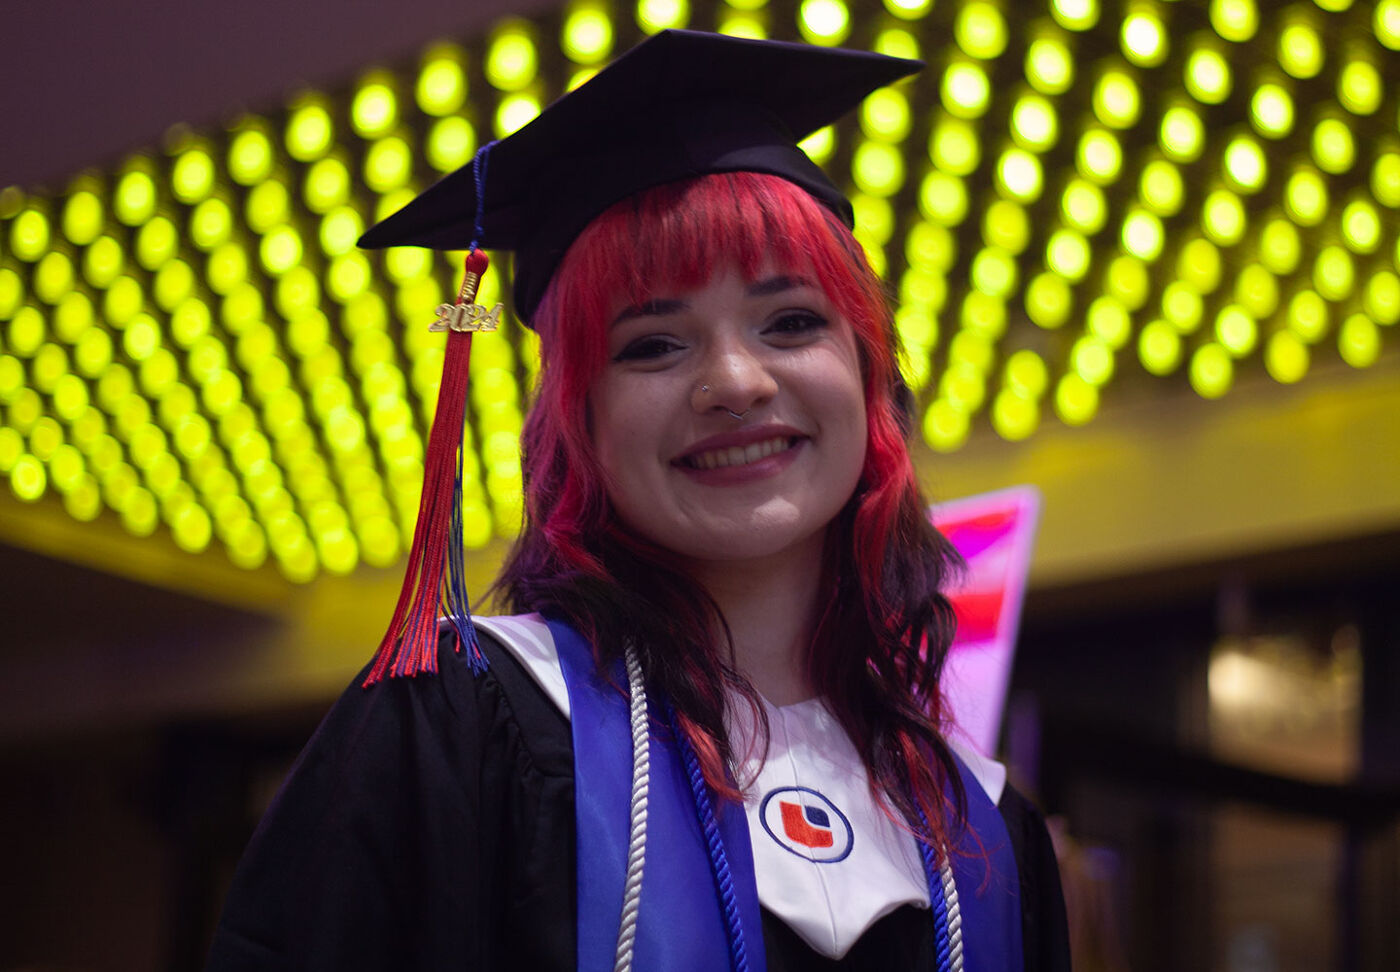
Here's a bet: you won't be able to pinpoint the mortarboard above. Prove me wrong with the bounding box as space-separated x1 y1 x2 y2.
359 28 921 322
360 30 922 685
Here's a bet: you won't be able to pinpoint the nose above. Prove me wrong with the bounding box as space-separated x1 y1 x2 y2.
691 338 778 417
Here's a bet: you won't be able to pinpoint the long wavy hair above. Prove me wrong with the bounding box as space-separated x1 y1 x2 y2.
494 172 966 851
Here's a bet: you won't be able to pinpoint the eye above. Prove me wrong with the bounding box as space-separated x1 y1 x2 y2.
613 334 684 362
764 309 828 340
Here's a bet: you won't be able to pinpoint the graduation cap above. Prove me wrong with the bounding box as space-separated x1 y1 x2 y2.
360 28 921 322
361 30 922 684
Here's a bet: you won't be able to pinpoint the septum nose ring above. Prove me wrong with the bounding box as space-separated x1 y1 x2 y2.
699 385 749 421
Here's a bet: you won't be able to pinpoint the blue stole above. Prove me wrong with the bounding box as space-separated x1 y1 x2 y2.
947 753 1025 971
547 617 1024 971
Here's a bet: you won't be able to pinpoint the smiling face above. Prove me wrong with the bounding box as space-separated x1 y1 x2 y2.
589 264 868 568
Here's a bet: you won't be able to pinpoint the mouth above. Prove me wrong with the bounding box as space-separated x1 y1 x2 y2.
676 435 801 471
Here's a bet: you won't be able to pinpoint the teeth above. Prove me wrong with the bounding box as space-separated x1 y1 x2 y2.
686 436 792 470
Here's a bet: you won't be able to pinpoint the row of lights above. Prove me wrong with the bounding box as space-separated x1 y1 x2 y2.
1 0 1397 577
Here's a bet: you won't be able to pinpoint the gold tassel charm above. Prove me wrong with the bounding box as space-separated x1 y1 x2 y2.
430 263 503 333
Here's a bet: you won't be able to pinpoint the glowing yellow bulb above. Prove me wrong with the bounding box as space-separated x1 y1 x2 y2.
1264 330 1309 383
1179 237 1222 293
1121 209 1164 261
983 200 1030 254
1106 255 1149 310
955 1 1007 60
929 117 980 176
33 251 75 303
364 136 413 192
1285 167 1328 226
1046 229 1091 281
1025 37 1074 95
114 167 157 226
799 0 850 45
922 399 970 453
872 28 920 62
171 147 216 204
883 0 931 20
1010 95 1058 152
1211 0 1258 43
1214 304 1257 357
1185 48 1231 105
919 171 968 226
1312 117 1356 174
1376 0 1400 50
486 23 537 91
1314 245 1355 302
1279 23 1324 80
1061 178 1107 234
1054 374 1098 425
1249 82 1294 138
1364 271 1400 324
852 141 904 197
1189 343 1232 399
996 149 1043 202
1287 289 1328 343
1050 0 1098 32
1030 274 1069 331
1202 189 1246 247
1338 60 1382 116
1341 199 1382 254
799 126 835 165
1234 264 1278 319
1071 335 1114 386
970 247 1017 298
416 48 467 116
563 1 614 63
304 156 350 213
496 94 541 137
942 62 991 119
1093 70 1140 129
1077 129 1122 184
1139 160 1184 217
62 191 103 245
1160 106 1205 163
637 0 690 32
1372 152 1400 208
1004 349 1049 397
862 89 911 142
1222 137 1267 193
1339 313 1380 368
228 125 274 185
1138 320 1182 374
1121 12 1167 67
285 100 334 162
991 388 1038 441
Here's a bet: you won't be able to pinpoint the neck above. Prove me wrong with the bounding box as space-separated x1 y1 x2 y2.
684 531 828 707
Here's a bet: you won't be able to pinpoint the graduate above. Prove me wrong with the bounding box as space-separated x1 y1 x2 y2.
207 30 1070 971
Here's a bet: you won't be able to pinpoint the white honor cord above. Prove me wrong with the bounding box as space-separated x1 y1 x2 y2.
613 643 650 972
941 859 964 972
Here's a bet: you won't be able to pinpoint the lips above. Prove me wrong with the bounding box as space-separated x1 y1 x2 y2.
672 425 808 473
678 435 798 470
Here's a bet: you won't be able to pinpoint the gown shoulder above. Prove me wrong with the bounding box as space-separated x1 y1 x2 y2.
205 626 576 971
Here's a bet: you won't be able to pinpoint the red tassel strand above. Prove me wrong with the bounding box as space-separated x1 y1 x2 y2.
364 250 492 686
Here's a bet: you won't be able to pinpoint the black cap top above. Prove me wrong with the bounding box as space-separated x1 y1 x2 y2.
358 29 921 322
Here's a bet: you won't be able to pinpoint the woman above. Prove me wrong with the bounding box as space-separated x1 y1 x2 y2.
208 30 1069 972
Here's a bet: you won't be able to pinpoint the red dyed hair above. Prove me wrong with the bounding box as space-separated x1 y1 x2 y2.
495 172 964 854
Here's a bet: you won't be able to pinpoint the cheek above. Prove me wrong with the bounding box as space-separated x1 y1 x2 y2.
589 379 662 491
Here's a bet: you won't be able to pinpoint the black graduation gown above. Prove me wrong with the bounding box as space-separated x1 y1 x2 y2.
207 630 1070 971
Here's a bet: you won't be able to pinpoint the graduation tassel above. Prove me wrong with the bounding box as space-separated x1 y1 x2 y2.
364 248 501 686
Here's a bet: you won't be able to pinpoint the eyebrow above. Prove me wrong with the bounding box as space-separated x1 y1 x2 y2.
610 275 817 326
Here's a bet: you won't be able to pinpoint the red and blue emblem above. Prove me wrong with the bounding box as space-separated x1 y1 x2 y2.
759 786 854 862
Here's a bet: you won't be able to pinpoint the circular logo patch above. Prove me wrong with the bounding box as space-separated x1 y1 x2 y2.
758 786 854 863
